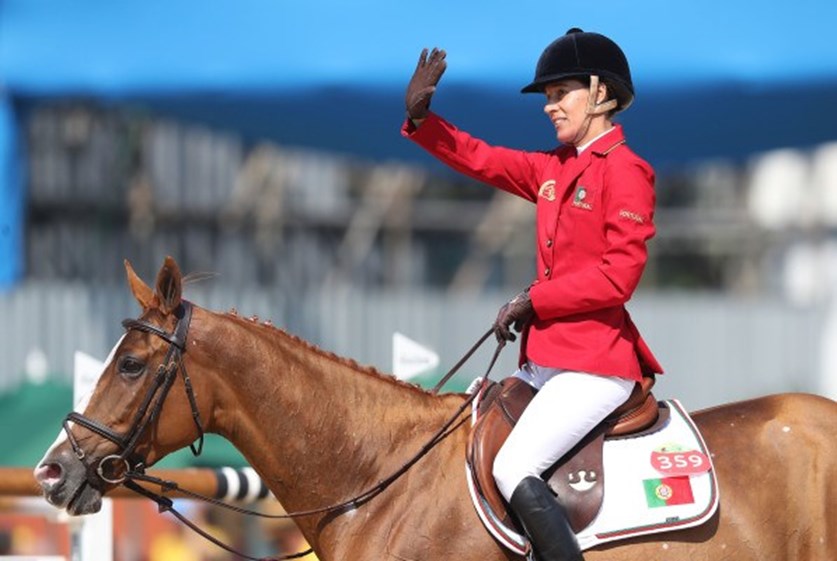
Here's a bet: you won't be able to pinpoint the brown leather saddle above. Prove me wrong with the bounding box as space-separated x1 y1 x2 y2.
466 375 669 534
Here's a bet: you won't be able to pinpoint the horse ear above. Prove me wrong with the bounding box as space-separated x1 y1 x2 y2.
155 256 183 315
125 259 156 310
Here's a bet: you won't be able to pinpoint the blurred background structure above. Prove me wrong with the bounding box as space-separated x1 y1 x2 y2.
1 0 836 464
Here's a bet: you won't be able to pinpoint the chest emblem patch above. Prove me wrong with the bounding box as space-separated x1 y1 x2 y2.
538 180 556 202
572 186 593 210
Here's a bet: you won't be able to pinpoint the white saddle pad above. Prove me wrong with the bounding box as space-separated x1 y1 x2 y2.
466 399 720 554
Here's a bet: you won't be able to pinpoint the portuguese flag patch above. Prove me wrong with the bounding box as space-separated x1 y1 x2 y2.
643 476 695 508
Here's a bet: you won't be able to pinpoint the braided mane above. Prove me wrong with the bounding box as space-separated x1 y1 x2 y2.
220 308 436 396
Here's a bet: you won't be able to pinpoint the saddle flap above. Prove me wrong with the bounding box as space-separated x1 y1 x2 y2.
543 427 606 531
466 378 535 531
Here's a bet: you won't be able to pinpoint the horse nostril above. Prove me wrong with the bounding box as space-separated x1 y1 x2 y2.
34 462 64 489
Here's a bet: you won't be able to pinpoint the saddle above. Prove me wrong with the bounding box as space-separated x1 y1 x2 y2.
466 375 668 534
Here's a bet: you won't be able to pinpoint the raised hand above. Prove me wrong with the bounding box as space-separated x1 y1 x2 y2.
405 48 447 121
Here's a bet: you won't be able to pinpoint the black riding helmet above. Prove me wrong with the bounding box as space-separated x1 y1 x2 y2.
521 28 634 112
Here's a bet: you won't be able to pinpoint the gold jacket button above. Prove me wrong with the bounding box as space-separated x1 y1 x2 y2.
544 267 551 277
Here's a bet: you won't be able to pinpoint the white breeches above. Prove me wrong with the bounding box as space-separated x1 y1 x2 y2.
492 362 635 501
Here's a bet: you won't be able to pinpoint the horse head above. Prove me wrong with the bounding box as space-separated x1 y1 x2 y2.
34 256 211 515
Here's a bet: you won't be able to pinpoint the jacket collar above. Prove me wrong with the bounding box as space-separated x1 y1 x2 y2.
554 124 626 192
588 124 626 156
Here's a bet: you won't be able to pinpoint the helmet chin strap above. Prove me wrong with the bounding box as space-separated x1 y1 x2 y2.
568 75 618 147
586 75 618 116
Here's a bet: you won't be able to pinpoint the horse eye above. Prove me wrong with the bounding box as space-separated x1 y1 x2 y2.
118 355 146 377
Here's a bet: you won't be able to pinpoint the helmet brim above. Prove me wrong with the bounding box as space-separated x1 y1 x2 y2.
520 72 589 94
520 71 635 112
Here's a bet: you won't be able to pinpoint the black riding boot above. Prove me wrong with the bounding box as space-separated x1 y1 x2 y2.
509 476 583 561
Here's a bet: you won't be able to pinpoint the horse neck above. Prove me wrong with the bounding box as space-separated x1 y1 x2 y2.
191 309 460 512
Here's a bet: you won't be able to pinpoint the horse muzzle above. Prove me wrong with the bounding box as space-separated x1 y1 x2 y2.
34 448 104 515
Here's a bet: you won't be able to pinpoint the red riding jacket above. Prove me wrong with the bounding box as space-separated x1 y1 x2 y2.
402 113 663 381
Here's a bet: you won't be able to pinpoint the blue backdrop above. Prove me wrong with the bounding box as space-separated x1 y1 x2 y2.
1 0 836 287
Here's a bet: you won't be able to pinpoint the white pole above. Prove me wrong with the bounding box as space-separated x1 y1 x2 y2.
71 352 113 561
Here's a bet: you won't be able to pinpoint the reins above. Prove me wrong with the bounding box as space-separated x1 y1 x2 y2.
430 326 497 394
86 304 505 561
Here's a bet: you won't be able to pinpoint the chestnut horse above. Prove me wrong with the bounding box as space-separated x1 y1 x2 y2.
36 257 836 561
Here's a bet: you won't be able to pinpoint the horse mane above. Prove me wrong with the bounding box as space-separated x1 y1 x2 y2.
219 308 436 397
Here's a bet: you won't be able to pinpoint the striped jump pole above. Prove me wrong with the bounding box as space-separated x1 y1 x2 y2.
0 466 273 502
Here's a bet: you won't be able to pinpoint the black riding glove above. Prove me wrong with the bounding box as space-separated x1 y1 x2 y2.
494 290 534 343
405 48 447 121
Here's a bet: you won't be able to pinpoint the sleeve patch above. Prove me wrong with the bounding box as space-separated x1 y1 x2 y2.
619 209 646 224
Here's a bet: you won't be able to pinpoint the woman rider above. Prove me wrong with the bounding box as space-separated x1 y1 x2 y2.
401 29 663 561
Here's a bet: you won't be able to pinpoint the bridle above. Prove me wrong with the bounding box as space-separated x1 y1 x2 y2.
60 299 505 561
63 301 205 486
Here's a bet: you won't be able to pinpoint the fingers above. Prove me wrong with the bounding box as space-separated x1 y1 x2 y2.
416 47 447 73
494 303 510 343
493 310 517 343
427 48 447 79
428 47 446 64
494 324 517 343
415 48 429 71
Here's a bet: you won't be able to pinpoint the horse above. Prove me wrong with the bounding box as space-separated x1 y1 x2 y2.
35 257 836 561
